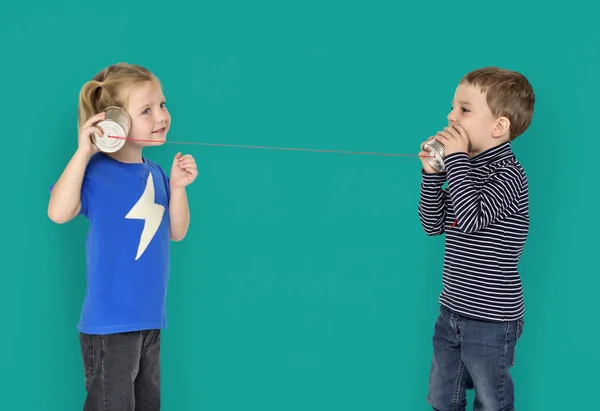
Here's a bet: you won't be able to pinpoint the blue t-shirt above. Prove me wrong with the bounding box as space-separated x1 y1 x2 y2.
62 153 171 334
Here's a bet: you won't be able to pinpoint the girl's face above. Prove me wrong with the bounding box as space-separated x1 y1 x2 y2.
125 79 171 147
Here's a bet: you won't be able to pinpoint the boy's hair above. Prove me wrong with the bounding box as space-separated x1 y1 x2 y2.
460 67 535 140
78 62 157 128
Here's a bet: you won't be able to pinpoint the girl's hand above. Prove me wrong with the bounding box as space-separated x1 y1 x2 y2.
78 112 106 156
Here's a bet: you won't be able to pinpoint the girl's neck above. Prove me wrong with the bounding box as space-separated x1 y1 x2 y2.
106 144 144 164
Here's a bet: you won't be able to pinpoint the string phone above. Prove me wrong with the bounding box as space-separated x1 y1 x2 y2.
92 106 447 172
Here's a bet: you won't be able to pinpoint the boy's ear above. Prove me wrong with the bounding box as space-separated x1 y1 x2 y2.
492 117 510 138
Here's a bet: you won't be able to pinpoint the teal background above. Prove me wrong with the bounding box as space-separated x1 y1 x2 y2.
1 1 597 409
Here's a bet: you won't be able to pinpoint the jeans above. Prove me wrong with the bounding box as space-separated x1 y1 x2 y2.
427 305 524 411
79 329 161 411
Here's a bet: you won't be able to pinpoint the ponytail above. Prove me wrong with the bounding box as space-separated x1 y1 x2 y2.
77 80 103 127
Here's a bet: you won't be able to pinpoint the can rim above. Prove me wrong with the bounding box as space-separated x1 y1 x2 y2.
104 106 132 131
424 139 445 172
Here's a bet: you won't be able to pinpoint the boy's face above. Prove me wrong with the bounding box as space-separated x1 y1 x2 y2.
446 83 504 156
125 79 171 147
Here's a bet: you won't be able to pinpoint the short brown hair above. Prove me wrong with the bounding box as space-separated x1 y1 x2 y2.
460 67 535 140
78 62 158 128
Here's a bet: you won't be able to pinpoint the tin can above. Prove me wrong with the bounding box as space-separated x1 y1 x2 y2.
92 106 131 153
424 138 446 172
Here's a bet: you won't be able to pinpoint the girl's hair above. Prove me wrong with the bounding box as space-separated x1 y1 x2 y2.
78 62 157 127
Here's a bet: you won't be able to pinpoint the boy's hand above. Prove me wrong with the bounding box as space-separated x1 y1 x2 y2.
78 112 106 156
419 136 439 174
434 125 470 156
170 152 198 188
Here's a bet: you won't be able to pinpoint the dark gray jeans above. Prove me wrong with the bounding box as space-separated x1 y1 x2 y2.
79 330 161 411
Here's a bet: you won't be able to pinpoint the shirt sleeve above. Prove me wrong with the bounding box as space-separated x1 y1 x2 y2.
444 153 524 234
159 165 171 205
79 171 93 217
48 170 93 218
418 169 448 236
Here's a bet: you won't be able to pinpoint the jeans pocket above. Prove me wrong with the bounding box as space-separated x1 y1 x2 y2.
79 333 96 383
511 319 524 366
516 318 524 340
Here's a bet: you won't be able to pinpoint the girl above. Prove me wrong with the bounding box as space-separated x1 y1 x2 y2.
48 62 197 411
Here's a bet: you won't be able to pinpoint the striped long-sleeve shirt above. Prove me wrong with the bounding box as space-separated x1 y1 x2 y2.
418 142 529 322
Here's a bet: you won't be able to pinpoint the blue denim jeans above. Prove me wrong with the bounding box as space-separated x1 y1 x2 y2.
427 305 524 411
79 330 161 411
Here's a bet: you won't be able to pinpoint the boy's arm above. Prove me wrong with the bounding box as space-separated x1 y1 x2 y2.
47 150 93 224
418 169 448 236
444 153 523 233
169 186 190 241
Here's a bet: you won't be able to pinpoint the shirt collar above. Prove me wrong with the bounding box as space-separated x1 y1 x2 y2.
470 142 514 168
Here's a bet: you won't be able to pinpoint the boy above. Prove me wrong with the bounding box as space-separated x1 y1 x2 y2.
417 66 535 411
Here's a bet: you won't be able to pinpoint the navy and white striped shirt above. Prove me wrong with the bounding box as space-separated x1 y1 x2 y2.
418 142 529 322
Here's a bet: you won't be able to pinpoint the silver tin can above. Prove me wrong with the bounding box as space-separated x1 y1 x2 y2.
92 106 131 153
424 139 446 172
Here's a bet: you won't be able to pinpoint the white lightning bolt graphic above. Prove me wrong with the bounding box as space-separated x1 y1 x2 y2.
125 173 165 260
